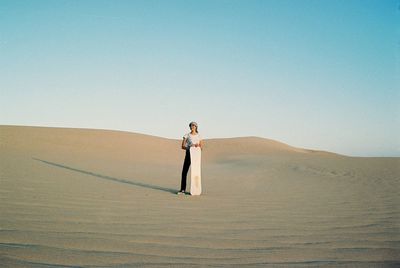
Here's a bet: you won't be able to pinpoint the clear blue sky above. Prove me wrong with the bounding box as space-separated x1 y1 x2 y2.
1 0 399 156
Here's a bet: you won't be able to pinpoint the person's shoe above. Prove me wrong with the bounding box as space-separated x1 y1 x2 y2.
177 190 186 195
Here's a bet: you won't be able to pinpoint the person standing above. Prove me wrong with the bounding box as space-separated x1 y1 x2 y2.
178 121 203 195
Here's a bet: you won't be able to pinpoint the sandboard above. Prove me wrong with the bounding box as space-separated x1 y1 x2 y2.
190 147 202 195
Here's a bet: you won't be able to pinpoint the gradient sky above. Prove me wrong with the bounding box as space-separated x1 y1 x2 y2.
1 0 399 156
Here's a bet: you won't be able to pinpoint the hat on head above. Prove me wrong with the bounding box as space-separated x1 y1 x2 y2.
189 121 198 127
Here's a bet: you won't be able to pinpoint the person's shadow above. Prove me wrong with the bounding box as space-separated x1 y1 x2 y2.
32 158 177 194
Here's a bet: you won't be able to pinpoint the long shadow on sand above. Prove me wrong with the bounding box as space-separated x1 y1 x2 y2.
32 158 177 194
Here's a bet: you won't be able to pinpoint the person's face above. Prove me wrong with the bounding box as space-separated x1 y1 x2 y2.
190 124 197 131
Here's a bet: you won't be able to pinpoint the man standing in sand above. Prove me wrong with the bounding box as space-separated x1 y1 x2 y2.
178 121 203 195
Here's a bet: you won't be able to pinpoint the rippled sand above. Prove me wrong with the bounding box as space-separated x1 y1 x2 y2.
1 126 399 267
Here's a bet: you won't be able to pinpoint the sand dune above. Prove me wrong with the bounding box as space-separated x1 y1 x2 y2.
1 125 399 267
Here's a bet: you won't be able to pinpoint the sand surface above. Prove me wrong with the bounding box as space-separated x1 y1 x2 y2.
1 125 399 267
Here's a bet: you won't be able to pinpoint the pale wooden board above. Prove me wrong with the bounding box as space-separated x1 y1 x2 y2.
190 147 202 195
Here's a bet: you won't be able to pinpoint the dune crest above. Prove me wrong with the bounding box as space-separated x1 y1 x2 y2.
0 125 335 157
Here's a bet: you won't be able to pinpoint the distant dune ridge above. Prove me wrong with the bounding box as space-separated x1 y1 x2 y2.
1 125 399 267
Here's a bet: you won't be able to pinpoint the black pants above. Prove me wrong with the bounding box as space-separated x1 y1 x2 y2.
180 149 191 191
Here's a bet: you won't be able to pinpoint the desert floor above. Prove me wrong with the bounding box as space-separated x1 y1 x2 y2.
1 126 399 267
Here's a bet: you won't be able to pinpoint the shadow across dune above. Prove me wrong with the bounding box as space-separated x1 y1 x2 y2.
32 158 177 194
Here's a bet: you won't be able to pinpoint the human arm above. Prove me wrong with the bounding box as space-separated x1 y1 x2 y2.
181 138 187 150
195 140 203 150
